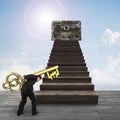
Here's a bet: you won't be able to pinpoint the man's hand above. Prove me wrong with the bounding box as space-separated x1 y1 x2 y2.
19 76 25 81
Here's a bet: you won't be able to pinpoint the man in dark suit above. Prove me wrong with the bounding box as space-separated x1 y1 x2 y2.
17 74 41 116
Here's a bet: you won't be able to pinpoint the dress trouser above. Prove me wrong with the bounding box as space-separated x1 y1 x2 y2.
17 90 37 114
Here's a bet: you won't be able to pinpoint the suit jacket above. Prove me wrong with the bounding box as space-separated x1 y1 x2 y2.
21 74 37 93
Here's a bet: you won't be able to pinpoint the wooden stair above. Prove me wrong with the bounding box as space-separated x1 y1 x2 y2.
36 40 98 104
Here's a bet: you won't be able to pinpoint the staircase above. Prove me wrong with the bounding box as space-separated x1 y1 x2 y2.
36 40 98 104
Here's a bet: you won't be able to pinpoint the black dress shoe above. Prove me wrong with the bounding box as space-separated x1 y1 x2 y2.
32 111 38 116
17 112 21 116
17 112 23 116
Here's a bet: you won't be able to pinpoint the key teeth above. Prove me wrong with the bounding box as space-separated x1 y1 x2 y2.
46 66 60 80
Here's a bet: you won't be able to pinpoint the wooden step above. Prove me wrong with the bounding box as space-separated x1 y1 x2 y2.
44 71 89 77
48 63 86 66
49 56 84 60
47 66 88 71
52 48 81 52
50 52 83 56
40 83 94 91
53 46 81 49
36 91 98 104
59 66 87 71
54 41 79 46
59 71 89 77
48 58 85 63
48 60 85 63
48 56 85 62
48 60 86 64
43 77 91 83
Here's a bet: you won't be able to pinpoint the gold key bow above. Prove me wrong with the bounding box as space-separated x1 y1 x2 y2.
2 65 59 93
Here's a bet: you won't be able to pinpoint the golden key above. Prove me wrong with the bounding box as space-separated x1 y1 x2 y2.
2 65 59 93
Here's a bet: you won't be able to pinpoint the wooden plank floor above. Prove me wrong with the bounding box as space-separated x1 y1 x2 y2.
0 91 120 120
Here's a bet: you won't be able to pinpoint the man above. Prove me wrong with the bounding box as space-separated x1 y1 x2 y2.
17 74 41 116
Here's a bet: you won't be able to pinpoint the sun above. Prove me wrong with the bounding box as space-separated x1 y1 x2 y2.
24 0 68 39
41 11 52 25
37 8 56 27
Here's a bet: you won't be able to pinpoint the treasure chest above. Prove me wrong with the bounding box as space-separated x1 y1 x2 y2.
51 21 81 41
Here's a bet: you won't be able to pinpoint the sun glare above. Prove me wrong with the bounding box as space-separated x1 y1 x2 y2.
24 0 68 39
38 9 56 27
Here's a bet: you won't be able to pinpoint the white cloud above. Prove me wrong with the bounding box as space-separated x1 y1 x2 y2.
91 54 120 90
21 52 28 56
102 28 120 45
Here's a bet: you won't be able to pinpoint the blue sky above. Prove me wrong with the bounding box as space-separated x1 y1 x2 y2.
0 0 120 90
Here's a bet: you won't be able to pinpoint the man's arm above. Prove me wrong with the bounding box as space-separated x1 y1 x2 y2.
24 74 37 81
